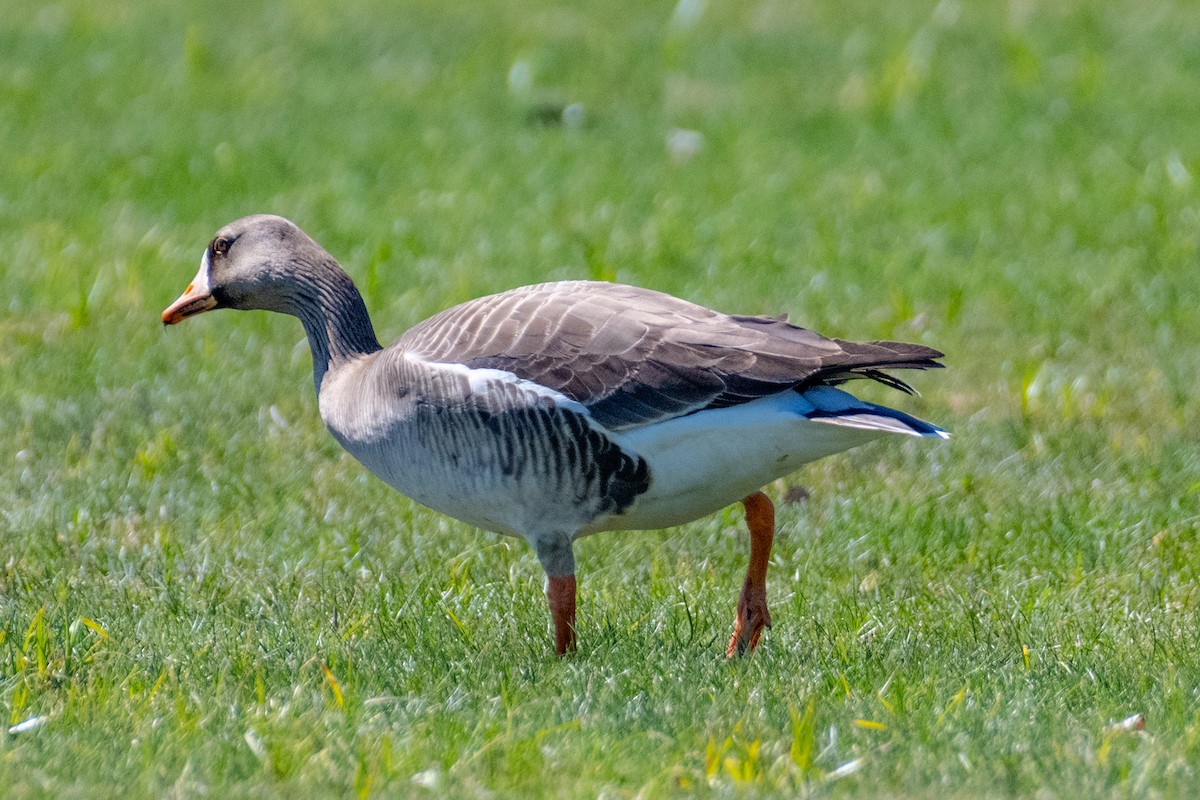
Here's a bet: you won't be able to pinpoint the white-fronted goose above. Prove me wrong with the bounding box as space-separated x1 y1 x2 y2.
163 215 947 656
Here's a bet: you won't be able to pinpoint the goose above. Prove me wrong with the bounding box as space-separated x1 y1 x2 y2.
162 215 947 656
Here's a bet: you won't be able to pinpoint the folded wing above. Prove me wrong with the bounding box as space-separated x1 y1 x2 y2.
394 281 944 430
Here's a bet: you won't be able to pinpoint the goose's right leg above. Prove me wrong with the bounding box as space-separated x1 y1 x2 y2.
536 535 577 655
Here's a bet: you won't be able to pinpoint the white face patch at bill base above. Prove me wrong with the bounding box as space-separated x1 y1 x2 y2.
189 249 213 294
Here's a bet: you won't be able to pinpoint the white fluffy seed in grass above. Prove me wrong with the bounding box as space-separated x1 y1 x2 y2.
562 103 586 129
1108 713 1146 732
826 757 865 780
8 716 49 735
667 128 704 163
1166 152 1191 188
244 730 268 761
412 768 441 789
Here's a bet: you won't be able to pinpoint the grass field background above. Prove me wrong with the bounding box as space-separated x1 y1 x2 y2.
3 0 1200 796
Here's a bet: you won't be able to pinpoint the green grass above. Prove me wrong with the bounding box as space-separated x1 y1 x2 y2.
3 0 1200 796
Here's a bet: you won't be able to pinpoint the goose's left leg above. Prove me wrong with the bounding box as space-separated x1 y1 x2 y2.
536 535 577 655
727 491 775 657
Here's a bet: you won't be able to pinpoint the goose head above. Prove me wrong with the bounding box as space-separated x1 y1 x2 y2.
162 214 331 325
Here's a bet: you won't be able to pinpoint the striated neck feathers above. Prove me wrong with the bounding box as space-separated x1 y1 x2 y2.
282 254 383 392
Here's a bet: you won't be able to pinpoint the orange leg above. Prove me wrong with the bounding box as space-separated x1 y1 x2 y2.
727 491 775 657
547 574 577 655
537 536 577 655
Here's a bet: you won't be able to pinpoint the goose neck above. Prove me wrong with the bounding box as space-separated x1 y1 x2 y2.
290 261 382 392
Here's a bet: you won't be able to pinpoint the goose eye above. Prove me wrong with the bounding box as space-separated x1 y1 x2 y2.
211 237 231 257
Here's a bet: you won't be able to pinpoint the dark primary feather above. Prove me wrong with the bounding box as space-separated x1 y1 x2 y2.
396 281 943 430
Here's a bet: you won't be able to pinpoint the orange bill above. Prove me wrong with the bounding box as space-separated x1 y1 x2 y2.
162 253 217 325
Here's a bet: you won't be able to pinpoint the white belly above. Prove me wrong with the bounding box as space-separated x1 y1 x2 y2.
596 391 889 532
